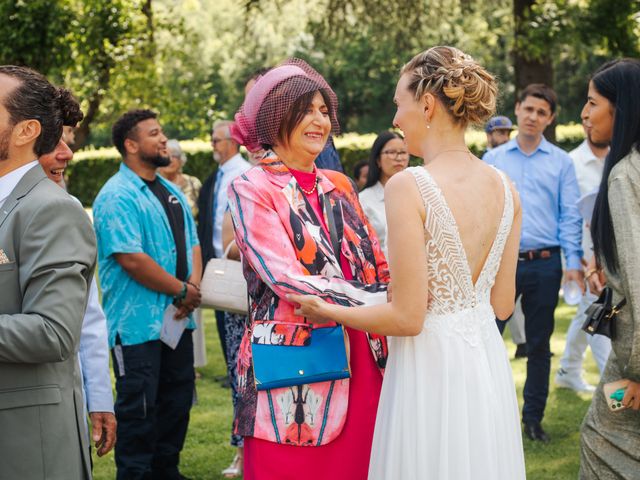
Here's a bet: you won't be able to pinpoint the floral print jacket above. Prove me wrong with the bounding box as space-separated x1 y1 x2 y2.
228 153 389 446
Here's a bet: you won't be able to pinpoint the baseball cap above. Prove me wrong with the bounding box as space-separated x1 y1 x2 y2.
485 116 514 133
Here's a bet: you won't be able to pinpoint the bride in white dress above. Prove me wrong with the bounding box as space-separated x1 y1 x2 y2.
289 46 526 479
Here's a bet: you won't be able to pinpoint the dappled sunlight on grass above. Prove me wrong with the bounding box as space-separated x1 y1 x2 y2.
505 301 597 479
94 302 596 478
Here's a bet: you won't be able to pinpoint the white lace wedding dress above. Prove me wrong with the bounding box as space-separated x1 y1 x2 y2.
368 166 526 479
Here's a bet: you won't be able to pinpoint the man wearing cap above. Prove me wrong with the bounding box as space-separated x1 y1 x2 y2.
485 115 514 150
483 84 583 443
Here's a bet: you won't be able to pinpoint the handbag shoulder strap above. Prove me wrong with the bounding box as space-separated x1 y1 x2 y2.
323 196 341 260
614 297 627 312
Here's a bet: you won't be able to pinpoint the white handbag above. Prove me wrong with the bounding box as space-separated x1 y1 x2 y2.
200 241 248 315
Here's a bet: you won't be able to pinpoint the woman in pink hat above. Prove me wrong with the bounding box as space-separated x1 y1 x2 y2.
227 59 390 479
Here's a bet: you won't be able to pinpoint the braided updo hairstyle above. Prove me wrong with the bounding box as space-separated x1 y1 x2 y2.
401 46 497 127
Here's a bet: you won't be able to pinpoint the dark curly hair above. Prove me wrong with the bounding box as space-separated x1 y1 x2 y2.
0 65 83 156
112 109 158 156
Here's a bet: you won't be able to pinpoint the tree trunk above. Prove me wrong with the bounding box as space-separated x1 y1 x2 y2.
73 67 111 150
513 0 556 142
142 0 155 53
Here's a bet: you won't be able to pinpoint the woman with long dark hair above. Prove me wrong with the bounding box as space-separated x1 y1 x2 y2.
359 131 408 252
580 58 640 478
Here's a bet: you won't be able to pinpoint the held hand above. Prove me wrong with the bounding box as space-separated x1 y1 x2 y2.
286 294 333 324
587 271 606 296
565 269 586 295
173 304 191 320
585 256 606 295
89 412 117 457
182 283 202 309
622 380 640 411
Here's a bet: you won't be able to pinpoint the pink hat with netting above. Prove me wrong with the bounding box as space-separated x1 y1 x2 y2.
230 58 340 152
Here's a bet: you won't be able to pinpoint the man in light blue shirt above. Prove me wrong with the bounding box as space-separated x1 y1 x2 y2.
484 84 583 443
93 109 201 480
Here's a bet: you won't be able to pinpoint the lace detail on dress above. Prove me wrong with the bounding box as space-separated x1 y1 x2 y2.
407 166 513 317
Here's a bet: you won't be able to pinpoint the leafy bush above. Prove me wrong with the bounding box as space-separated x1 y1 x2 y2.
68 124 585 206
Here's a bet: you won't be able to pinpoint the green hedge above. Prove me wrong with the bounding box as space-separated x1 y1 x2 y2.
68 125 585 206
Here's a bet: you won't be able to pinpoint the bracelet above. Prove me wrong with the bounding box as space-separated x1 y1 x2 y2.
585 268 600 279
174 282 188 303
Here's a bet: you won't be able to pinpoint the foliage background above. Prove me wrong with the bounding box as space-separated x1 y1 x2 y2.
67 124 585 206
0 0 637 149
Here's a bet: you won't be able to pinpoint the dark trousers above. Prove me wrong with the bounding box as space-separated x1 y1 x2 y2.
216 309 229 366
497 252 562 424
112 331 195 480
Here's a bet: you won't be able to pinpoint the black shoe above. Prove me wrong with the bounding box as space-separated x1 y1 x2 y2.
514 343 527 359
523 422 550 443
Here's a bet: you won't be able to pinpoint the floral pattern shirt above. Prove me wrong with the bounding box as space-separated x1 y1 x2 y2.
227 153 389 446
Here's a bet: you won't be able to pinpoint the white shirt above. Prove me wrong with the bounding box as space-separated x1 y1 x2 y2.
67 196 114 415
0 161 39 209
569 140 606 259
213 153 251 257
78 277 114 414
359 181 387 253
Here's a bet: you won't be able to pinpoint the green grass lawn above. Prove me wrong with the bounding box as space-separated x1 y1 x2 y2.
92 302 594 479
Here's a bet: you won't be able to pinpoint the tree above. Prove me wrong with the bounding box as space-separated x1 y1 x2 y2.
0 0 74 75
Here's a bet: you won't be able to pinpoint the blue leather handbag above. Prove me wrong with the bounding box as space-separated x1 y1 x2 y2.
252 326 350 391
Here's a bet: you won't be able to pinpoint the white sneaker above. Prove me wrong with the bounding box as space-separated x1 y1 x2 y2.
555 368 596 393
221 453 242 478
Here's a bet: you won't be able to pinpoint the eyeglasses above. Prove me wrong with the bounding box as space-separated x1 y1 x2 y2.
381 149 409 159
211 138 229 145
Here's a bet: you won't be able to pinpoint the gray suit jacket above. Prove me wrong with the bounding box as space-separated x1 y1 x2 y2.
0 165 96 479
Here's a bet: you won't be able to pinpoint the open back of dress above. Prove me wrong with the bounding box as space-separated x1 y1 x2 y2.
368 166 526 480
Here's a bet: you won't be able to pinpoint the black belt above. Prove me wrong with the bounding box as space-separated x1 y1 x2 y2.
518 246 560 261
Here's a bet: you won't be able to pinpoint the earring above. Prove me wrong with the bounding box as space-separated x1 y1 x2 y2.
426 123 431 129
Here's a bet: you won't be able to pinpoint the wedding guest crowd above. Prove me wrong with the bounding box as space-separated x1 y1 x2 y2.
1 49 639 480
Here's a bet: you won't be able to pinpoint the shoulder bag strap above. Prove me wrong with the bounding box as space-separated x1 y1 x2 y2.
323 196 341 261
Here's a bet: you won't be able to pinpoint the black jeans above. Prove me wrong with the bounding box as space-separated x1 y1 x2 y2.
497 252 562 424
112 331 195 480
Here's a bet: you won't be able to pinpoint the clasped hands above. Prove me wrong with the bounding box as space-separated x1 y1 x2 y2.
174 281 201 319
287 284 392 324
287 294 333 323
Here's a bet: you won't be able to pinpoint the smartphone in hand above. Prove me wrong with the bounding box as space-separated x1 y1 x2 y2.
603 379 630 412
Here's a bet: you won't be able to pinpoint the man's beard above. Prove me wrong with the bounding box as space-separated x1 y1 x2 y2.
141 152 171 167
0 125 10 161
213 151 221 163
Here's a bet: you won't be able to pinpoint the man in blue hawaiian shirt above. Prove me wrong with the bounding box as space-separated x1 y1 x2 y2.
93 109 202 480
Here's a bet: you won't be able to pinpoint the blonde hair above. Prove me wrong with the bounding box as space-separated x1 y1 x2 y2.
400 46 497 126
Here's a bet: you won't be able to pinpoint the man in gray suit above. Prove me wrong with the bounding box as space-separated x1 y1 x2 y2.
0 66 96 479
